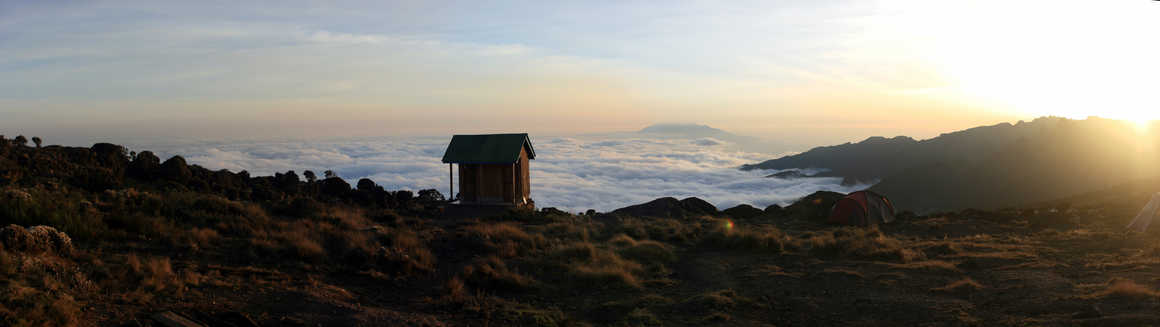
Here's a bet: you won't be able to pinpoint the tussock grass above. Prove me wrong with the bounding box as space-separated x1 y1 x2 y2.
745 264 802 279
701 223 788 252
0 281 81 327
537 221 593 242
807 227 924 263
888 260 960 272
1087 278 1160 299
821 268 866 279
545 242 643 289
682 289 749 317
931 278 985 294
618 217 706 243
126 254 184 293
609 233 638 247
611 234 677 264
461 223 545 258
461 256 538 293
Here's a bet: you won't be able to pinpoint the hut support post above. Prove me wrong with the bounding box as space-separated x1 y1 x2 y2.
449 163 454 201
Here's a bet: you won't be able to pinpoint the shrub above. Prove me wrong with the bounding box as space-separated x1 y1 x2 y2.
417 189 444 203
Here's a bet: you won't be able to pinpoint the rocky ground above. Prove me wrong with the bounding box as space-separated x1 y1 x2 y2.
4 139 1160 326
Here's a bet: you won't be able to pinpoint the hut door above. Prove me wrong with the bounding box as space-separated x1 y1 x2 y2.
514 162 522 202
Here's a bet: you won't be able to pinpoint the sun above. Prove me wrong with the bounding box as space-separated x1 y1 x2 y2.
1131 119 1153 134
907 1 1160 126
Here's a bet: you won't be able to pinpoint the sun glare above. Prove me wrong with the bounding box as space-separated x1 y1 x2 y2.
891 1 1160 124
1131 119 1153 134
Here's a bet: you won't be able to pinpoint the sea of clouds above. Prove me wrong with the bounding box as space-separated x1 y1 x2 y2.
131 135 867 213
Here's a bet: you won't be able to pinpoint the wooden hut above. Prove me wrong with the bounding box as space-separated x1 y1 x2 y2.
441 133 535 209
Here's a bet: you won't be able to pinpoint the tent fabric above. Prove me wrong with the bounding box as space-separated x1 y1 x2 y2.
1126 193 1160 232
441 133 536 164
827 191 896 226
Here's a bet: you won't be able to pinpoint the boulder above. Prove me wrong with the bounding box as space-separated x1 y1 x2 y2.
129 151 162 178
160 156 193 182
90 143 129 165
610 197 683 218
540 207 569 216
356 178 376 192
612 197 719 219
320 177 352 197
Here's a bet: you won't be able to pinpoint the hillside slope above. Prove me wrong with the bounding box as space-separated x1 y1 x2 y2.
744 117 1160 212
871 118 1160 212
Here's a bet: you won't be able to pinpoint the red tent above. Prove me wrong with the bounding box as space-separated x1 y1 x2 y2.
827 191 896 226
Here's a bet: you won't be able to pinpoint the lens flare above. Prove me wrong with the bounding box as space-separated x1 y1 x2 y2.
725 220 734 231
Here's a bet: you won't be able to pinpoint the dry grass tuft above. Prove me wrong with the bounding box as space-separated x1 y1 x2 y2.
609 233 638 247
618 218 705 243
931 278 985 294
822 268 866 279
682 289 748 317
127 254 184 294
617 240 677 265
1088 278 1160 299
462 223 545 258
461 256 538 293
808 227 924 263
701 223 788 252
546 242 643 289
0 281 82 327
888 260 960 272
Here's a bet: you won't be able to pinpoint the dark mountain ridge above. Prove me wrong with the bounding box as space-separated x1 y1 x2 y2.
743 117 1160 212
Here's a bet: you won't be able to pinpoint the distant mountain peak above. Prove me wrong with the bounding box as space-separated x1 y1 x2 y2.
858 136 917 145
639 123 727 135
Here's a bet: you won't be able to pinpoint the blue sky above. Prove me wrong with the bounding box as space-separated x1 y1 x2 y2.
2 0 1157 149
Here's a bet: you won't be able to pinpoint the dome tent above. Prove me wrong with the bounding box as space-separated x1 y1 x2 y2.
827 191 896 226
1126 193 1160 232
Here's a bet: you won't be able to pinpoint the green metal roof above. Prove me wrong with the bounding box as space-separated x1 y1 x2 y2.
441 133 535 164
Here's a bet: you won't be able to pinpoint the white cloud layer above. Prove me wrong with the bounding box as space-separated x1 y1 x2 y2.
131 135 868 213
